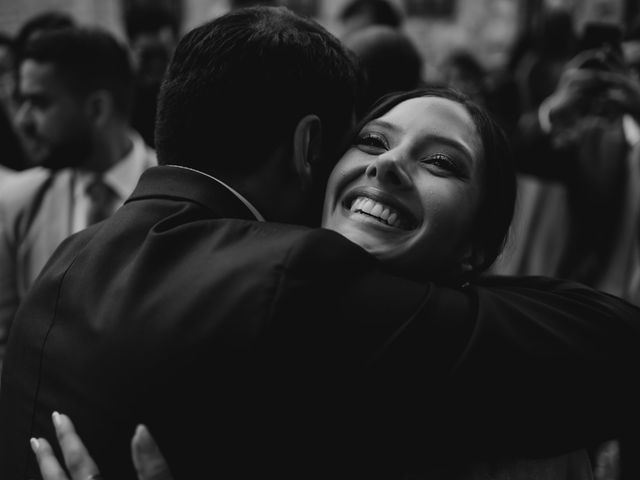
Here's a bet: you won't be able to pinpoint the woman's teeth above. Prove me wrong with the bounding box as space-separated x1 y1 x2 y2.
349 196 409 229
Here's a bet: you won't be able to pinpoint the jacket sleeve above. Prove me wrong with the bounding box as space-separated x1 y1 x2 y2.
271 228 640 459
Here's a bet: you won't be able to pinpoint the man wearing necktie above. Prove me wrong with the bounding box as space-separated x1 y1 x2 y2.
0 27 157 373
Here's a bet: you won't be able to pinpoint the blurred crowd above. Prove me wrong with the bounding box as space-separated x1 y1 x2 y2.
1 1 640 479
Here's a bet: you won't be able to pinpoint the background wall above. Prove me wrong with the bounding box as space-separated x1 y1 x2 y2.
0 0 631 81
0 0 124 38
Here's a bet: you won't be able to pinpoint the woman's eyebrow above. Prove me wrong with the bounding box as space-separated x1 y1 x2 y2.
366 118 400 133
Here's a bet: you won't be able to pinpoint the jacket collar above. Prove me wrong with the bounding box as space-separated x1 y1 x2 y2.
126 165 264 221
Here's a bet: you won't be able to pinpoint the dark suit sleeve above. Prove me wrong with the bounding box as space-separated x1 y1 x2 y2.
271 229 640 460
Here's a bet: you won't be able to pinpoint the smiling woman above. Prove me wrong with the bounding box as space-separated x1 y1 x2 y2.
322 87 516 283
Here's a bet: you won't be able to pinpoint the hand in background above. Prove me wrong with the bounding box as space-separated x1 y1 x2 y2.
540 65 640 149
30 412 173 480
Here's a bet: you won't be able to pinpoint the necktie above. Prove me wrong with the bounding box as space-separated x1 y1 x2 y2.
86 176 118 226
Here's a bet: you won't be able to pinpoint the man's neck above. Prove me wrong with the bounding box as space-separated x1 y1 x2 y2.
86 128 133 174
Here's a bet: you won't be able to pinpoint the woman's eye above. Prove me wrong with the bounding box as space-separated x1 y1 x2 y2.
423 154 460 175
356 133 388 152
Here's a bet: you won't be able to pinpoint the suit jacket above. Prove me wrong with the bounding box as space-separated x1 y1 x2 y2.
1 165 639 479
0 137 156 369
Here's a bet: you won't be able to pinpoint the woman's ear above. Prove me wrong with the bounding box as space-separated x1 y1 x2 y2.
457 245 485 277
84 90 113 128
292 114 323 191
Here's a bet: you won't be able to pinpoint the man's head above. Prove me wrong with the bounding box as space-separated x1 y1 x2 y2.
339 0 403 38
14 10 76 63
124 5 179 86
156 6 361 223
15 27 134 170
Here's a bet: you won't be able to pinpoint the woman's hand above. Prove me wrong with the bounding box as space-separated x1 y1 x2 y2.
30 412 173 480
131 423 173 480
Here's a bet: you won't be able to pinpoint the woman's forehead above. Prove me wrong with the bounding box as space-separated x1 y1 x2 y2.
374 96 483 157
378 96 473 128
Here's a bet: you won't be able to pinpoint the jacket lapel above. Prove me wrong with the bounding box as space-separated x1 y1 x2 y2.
127 166 260 221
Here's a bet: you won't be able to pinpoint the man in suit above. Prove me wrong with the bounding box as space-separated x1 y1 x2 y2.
1 6 640 480
0 28 156 372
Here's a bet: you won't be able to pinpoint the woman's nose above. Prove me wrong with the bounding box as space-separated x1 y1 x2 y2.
365 152 412 188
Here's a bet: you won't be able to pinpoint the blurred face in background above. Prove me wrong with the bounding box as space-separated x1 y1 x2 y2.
0 43 15 110
322 96 485 280
130 27 176 85
15 59 93 169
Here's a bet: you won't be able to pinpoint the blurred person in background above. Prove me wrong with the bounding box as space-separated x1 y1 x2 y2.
511 7 579 113
123 4 180 149
491 20 640 478
338 0 403 39
439 47 522 140
438 49 488 104
343 24 425 118
495 21 640 301
9 10 77 171
0 27 156 375
0 32 27 175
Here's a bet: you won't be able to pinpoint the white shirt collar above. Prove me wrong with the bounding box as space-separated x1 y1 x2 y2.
165 165 265 222
102 131 151 199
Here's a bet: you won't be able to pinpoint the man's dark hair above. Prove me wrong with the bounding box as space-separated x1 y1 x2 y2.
155 6 361 178
21 27 134 118
14 10 76 60
124 4 180 41
339 0 403 29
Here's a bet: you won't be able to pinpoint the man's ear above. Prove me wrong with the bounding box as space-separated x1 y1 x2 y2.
84 90 112 128
292 114 323 191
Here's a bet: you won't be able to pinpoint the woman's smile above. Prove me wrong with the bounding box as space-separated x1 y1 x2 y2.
342 187 419 231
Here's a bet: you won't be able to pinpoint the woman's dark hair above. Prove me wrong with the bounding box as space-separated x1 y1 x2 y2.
341 87 516 276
